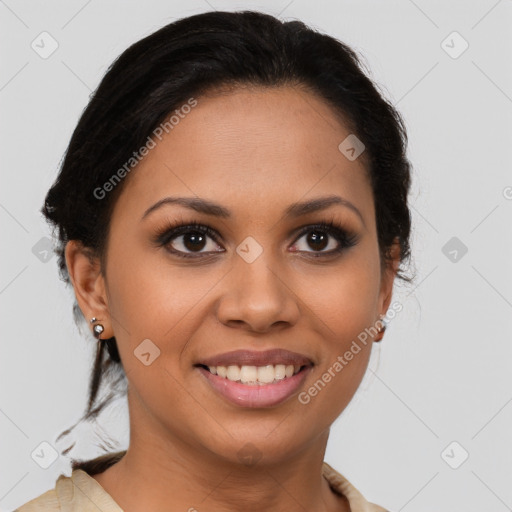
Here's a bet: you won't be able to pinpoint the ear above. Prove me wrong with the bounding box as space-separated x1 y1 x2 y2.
65 240 113 338
377 236 401 316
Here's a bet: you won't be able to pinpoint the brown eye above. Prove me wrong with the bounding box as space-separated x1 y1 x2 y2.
290 222 358 256
155 223 224 259
293 229 339 253
172 231 209 252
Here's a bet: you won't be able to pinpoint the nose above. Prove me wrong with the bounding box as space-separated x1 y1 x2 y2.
215 254 300 334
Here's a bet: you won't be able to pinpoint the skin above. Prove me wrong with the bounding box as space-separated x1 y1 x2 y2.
66 85 400 512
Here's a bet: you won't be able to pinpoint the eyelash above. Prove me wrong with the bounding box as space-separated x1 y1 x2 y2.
153 217 359 260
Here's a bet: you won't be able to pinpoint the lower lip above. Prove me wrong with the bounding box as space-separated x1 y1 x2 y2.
196 366 312 408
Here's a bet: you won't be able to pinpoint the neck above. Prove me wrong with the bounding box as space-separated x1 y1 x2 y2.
92 392 350 512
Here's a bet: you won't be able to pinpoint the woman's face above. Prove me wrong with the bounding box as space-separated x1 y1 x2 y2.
72 85 398 466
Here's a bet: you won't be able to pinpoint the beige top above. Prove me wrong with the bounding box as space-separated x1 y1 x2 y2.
15 461 389 511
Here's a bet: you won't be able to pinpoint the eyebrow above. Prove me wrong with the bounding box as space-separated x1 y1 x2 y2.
141 195 365 226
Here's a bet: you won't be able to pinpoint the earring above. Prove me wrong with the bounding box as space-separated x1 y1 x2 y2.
374 315 387 342
90 317 105 341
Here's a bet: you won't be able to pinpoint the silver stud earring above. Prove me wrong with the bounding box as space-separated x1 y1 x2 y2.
90 317 105 340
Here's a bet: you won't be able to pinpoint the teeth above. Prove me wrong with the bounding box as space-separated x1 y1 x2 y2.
240 365 258 383
227 365 241 381
204 364 303 385
258 365 275 384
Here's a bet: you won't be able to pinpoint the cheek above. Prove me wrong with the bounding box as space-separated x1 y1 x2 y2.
296 266 378 418
104 240 222 359
296 247 381 336
292 251 379 418
299 346 372 431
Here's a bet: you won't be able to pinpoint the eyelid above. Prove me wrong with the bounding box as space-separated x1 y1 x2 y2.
290 219 358 250
152 216 358 258
153 220 222 246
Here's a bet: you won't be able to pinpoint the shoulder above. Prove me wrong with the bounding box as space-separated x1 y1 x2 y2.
14 472 72 512
322 461 391 512
14 487 61 511
14 469 123 512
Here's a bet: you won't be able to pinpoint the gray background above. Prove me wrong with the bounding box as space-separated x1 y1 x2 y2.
1 1 511 510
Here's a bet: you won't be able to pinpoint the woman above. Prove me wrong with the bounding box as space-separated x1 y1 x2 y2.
16 10 412 512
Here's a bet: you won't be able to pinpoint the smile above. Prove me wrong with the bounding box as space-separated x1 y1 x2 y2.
202 363 304 384
196 363 312 408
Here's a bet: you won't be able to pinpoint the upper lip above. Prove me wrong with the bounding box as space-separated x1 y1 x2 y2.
196 349 314 368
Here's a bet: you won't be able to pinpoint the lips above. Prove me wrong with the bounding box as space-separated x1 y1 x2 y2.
197 364 312 407
194 349 314 407
196 348 314 368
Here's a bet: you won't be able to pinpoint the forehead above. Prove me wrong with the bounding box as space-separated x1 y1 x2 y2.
114 86 374 226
